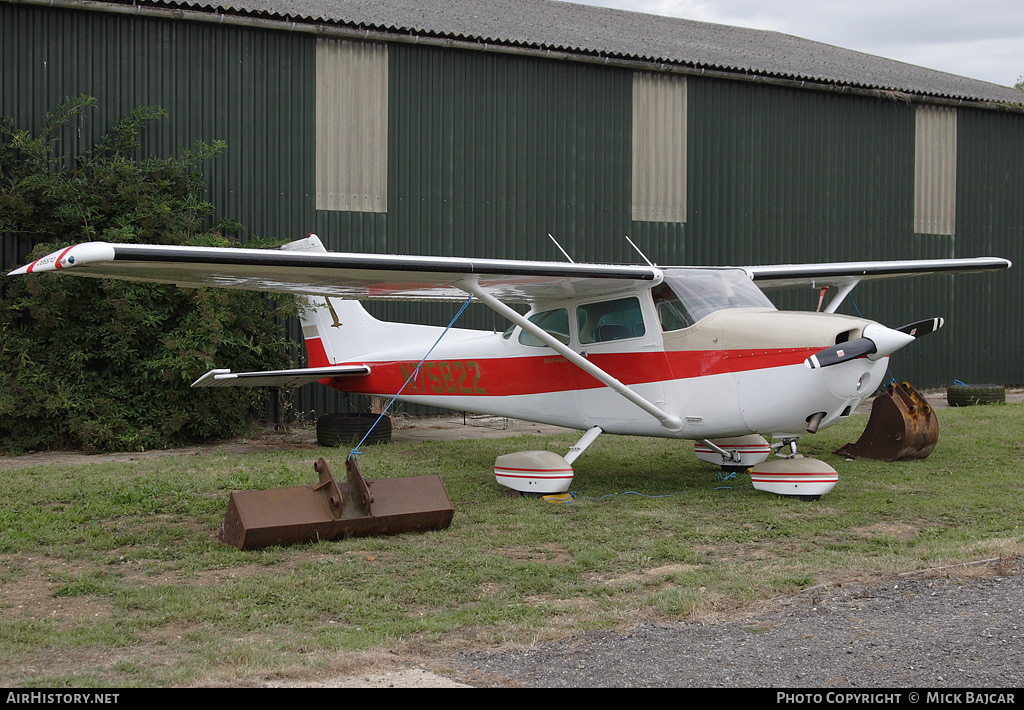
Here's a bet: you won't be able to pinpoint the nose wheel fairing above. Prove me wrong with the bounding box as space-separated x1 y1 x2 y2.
749 456 839 499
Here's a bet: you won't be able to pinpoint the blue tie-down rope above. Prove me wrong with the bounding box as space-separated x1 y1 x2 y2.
348 294 475 461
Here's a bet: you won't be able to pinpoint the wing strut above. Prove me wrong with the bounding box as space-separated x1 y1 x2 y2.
457 278 684 432
822 278 861 313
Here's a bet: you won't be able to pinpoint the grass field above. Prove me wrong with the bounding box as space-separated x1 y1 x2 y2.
1 402 1022 687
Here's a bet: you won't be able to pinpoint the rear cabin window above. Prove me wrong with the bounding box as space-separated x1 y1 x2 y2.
577 297 646 344
518 308 570 347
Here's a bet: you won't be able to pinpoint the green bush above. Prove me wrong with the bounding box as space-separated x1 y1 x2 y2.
1 96 299 453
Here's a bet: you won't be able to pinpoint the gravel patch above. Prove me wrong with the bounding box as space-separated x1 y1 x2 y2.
449 564 1024 688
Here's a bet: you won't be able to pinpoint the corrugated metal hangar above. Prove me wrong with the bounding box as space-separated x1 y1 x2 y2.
2 0 1022 418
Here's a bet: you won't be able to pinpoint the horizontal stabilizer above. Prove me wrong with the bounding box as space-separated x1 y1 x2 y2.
192 365 370 388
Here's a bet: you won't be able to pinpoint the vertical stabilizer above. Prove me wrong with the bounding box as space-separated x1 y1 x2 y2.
281 235 446 367
281 235 382 366
299 295 390 366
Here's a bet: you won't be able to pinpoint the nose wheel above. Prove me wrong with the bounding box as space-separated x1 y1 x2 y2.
751 438 838 499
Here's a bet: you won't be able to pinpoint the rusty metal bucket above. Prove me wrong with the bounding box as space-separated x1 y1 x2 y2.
833 382 939 461
220 457 454 550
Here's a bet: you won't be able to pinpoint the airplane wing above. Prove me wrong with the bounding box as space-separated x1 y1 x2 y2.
8 240 1010 305
7 240 659 304
745 257 1011 291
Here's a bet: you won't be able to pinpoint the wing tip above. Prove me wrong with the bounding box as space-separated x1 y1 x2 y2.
7 242 117 276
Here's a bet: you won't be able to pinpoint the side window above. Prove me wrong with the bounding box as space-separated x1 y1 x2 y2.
518 308 570 347
577 297 646 345
652 283 693 331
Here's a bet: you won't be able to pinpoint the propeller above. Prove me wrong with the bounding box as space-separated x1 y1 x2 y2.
895 317 944 338
804 337 877 369
804 318 943 370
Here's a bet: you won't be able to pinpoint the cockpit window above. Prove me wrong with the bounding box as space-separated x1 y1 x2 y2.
518 308 570 347
656 268 775 330
577 297 645 344
652 284 693 331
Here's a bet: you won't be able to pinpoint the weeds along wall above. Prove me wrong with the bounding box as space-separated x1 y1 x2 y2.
3 2 1022 427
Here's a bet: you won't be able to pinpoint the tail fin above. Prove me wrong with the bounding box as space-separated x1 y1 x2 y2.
283 235 452 367
281 235 385 367
299 295 384 367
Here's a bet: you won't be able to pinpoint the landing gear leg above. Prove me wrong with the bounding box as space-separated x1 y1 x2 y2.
771 438 800 458
565 426 603 465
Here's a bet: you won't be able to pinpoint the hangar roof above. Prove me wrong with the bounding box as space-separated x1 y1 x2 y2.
64 0 1024 105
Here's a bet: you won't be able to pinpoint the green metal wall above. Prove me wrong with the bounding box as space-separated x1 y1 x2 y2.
0 4 316 245
678 80 1020 387
3 3 1022 417
953 108 1024 385
316 45 634 295
685 79 919 265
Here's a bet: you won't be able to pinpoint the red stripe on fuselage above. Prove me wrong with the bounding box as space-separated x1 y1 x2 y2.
317 347 820 397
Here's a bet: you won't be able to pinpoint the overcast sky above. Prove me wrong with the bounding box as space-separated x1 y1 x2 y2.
577 0 1024 88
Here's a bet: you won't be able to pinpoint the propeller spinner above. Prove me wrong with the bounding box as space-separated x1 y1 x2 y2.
804 319 943 369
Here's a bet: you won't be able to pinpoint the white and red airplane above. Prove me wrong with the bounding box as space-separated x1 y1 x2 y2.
10 235 1010 499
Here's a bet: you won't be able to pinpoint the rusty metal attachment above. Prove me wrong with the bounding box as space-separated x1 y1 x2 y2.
220 456 454 550
833 381 939 461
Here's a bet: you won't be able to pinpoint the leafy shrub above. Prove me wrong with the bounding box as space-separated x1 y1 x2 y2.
1 96 299 453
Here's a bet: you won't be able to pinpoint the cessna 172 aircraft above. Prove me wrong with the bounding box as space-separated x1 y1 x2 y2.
10 235 1010 499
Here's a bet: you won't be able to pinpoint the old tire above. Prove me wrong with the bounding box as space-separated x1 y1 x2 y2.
946 384 1006 407
316 413 392 447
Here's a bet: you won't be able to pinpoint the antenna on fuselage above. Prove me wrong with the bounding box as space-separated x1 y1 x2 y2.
548 234 575 263
625 235 656 267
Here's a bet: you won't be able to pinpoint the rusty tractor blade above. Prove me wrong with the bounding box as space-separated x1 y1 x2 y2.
834 381 939 461
220 456 454 550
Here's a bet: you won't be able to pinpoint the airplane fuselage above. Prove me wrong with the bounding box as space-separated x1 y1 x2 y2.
301 267 888 441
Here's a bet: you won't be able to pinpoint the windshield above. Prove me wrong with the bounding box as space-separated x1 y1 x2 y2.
656 268 775 330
